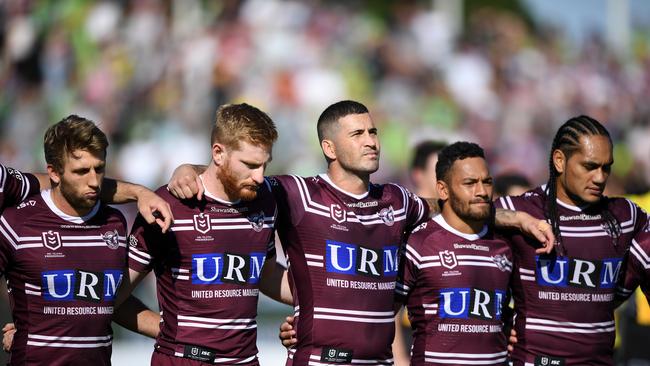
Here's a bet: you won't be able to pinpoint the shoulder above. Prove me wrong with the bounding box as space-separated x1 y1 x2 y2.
496 186 546 211
3 192 44 220
407 218 442 249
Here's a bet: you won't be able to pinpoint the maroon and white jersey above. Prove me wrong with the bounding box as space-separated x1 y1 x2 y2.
0 189 128 366
270 174 428 365
0 164 39 211
496 186 647 366
128 180 277 365
620 225 650 304
396 215 512 365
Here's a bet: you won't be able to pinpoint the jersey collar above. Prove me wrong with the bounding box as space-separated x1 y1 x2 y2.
42 189 100 224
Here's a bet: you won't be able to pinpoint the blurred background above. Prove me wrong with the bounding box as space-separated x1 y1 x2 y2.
2 0 650 364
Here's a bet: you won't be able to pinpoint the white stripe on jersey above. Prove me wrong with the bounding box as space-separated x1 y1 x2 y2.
424 350 507 365
171 267 190 280
525 317 615 334
177 315 256 330
423 303 438 315
292 175 413 226
129 245 152 266
26 334 112 348
313 307 394 324
631 239 650 269
0 165 5 191
405 245 511 271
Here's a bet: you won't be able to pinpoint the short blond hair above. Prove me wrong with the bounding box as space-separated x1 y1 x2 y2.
44 115 108 173
211 103 278 150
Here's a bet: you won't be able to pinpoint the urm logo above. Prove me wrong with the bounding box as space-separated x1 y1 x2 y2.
535 256 622 289
192 252 266 285
325 240 399 277
439 287 505 320
42 269 123 302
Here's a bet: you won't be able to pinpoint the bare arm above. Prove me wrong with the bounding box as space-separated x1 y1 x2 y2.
113 295 160 338
259 255 293 305
392 311 410 366
495 209 554 254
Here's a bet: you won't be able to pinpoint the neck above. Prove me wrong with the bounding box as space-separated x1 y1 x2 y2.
50 188 93 217
554 181 589 208
203 163 237 202
441 204 485 234
326 166 370 195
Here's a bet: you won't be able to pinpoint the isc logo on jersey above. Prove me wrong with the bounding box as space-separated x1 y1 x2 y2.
192 253 266 285
439 288 506 320
535 256 622 289
42 269 123 302
325 240 399 277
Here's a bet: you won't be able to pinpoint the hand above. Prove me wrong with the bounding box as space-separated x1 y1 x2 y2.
518 212 555 254
507 328 517 356
167 164 204 201
278 316 297 348
2 323 15 353
136 189 173 233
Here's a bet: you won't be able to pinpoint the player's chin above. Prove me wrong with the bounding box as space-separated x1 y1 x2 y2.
239 188 258 202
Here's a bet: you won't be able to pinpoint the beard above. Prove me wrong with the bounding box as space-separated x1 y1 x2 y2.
59 178 99 212
216 160 260 202
448 192 492 223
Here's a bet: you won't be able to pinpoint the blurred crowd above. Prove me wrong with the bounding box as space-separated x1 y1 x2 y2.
2 0 650 193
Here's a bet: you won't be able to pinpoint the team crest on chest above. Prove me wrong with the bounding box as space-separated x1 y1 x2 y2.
378 206 395 226
248 211 265 232
492 254 510 272
330 204 346 223
194 213 211 234
102 229 120 249
42 230 62 251
439 250 458 269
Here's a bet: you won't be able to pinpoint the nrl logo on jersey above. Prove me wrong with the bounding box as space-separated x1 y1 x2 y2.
330 204 346 223
248 211 265 232
42 230 62 251
194 213 211 234
102 229 120 250
378 206 395 226
439 250 458 269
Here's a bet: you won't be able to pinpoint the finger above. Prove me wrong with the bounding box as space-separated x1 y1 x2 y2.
286 316 295 324
141 209 156 225
196 176 204 201
182 185 194 200
280 322 293 331
170 185 186 200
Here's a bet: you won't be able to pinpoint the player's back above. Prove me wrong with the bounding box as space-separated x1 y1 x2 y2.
0 190 127 366
496 187 646 365
128 183 277 365
271 174 427 365
397 215 512 365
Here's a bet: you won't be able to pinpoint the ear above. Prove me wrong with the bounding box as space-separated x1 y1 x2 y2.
321 139 336 161
552 149 566 174
47 164 61 185
436 180 449 201
212 143 227 166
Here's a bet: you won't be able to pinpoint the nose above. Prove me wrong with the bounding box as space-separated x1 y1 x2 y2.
475 182 488 198
364 132 378 149
251 167 265 185
88 169 100 188
593 168 608 185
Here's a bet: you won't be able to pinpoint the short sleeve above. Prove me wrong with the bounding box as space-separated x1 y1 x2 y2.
0 165 40 210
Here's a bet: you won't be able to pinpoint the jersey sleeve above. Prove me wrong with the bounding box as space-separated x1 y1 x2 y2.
621 230 650 304
0 214 17 276
394 185 428 230
0 165 40 210
395 229 427 305
127 213 164 273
